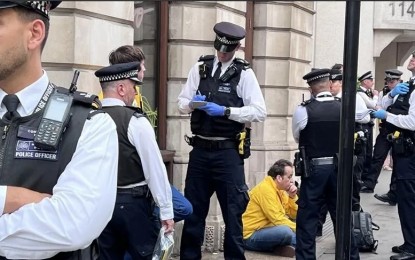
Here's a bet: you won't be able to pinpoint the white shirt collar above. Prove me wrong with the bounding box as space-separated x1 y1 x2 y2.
0 71 49 117
101 97 126 107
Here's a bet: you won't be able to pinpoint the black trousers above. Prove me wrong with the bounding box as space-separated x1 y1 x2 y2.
396 179 415 254
362 128 391 189
180 147 249 260
98 190 159 260
296 164 360 260
362 123 374 175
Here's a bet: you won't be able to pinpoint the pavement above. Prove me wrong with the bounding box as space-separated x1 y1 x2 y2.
194 169 402 259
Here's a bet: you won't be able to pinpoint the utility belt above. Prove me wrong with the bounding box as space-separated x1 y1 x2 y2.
117 185 151 199
294 146 335 178
185 127 251 159
387 131 415 157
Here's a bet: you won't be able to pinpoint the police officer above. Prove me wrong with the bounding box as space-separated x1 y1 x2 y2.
178 21 267 259
361 69 402 205
0 1 119 259
358 71 378 191
108 45 193 224
372 50 415 260
95 62 174 259
293 68 360 260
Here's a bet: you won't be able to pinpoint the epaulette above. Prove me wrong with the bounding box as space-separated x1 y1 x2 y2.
234 58 251 70
125 106 145 119
198 55 215 62
301 99 313 106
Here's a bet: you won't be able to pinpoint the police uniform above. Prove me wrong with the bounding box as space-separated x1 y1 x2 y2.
178 21 266 260
377 51 415 260
362 69 402 204
357 71 377 189
293 69 360 260
0 2 118 259
95 62 174 259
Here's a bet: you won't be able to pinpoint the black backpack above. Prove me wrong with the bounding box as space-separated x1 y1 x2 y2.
352 211 380 252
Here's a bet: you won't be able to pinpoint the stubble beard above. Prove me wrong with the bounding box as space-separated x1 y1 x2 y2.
0 43 27 82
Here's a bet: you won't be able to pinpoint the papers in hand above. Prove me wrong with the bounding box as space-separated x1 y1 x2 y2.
191 101 208 108
356 109 375 121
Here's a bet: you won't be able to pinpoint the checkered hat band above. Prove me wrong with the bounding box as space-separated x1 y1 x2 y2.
216 35 239 45
99 70 138 82
385 73 399 79
331 74 342 80
307 73 330 83
27 1 51 16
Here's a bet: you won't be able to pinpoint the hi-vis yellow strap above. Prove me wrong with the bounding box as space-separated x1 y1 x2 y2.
393 131 400 139
98 85 143 109
238 131 246 155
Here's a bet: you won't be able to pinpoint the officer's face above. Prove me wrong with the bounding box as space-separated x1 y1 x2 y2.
0 8 30 82
216 44 240 63
386 78 399 89
330 80 342 96
408 56 415 72
119 80 137 106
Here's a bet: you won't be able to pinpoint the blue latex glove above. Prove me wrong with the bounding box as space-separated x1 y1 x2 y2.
189 94 206 109
390 82 409 97
371 109 387 120
198 102 225 116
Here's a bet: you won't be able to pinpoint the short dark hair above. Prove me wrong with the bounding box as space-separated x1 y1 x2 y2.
109 45 146 64
14 6 50 52
267 159 293 179
332 63 343 70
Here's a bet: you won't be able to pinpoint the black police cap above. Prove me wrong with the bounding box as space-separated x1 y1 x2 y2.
384 69 403 80
0 1 61 19
330 69 342 81
95 62 141 83
358 71 373 82
303 68 331 84
213 22 246 53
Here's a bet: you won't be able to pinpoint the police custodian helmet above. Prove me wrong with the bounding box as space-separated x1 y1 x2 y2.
0 1 61 19
213 22 246 53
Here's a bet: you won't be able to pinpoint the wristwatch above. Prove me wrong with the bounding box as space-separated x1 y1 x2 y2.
224 107 231 117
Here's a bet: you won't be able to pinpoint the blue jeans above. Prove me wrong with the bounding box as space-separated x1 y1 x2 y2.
244 225 296 252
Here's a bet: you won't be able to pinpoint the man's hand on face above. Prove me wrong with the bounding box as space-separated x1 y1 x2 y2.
287 184 298 198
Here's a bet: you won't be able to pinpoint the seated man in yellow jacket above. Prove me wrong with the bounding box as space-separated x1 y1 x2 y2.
242 159 297 257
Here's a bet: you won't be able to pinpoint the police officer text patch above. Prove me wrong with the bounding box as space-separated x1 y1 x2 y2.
15 140 58 161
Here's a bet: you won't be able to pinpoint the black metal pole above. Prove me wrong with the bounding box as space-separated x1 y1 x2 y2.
335 1 361 259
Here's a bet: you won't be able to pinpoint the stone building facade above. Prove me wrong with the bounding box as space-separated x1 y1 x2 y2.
43 1 415 254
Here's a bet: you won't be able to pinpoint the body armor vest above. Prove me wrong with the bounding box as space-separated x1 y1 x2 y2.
102 106 145 186
0 86 101 260
190 55 246 138
385 79 415 133
299 98 341 158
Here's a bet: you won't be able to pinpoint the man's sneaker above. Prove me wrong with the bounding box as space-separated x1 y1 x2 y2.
274 245 295 258
374 193 397 206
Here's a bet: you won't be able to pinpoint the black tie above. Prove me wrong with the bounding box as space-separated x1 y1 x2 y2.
213 62 222 81
2 94 20 120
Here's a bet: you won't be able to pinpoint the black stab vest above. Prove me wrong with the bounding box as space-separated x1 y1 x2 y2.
102 106 145 186
298 98 341 158
190 56 245 138
385 79 415 133
0 86 101 260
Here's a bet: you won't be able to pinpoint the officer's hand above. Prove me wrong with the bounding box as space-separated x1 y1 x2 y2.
371 109 387 120
198 102 225 116
189 94 206 109
161 219 174 234
390 82 409 97
372 89 379 96
287 184 297 199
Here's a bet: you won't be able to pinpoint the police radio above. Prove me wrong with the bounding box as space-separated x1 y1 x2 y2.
34 70 79 150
